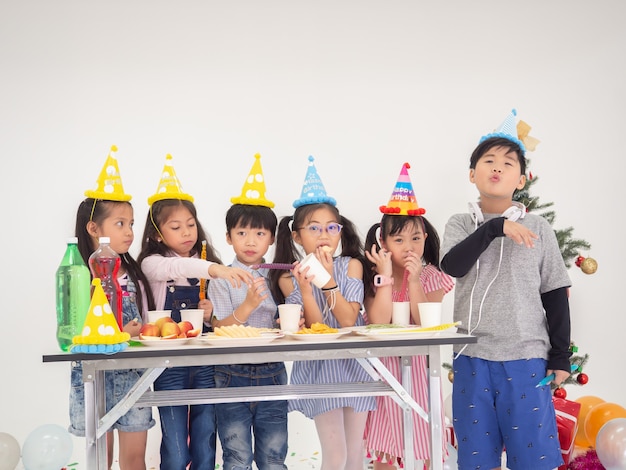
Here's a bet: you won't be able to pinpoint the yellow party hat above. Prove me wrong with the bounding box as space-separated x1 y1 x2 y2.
71 278 130 354
84 145 132 202
230 153 275 208
147 154 194 206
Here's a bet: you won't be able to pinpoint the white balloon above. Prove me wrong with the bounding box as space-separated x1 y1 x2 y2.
22 424 72 470
596 417 626 470
0 432 20 470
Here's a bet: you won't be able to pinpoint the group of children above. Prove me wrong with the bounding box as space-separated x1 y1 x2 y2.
68 108 573 470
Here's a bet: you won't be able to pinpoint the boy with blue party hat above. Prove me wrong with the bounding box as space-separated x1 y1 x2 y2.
441 109 571 470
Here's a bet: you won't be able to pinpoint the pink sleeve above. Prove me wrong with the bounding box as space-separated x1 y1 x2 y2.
420 264 454 294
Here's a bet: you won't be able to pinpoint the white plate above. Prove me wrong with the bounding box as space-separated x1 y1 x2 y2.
132 337 195 347
286 330 350 341
195 332 284 346
352 326 437 339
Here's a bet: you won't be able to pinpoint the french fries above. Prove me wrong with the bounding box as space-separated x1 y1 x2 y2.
214 325 265 338
297 322 338 335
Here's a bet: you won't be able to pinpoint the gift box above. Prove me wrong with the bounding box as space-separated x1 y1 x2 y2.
553 397 581 470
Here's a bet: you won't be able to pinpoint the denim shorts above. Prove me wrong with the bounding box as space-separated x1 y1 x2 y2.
452 356 562 470
69 361 155 435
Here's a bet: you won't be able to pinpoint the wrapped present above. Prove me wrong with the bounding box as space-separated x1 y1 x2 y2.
553 396 581 469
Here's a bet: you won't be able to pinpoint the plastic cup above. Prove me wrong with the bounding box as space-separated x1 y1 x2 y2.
298 253 331 289
392 302 410 326
418 302 442 328
278 304 302 333
147 310 171 324
181 309 204 331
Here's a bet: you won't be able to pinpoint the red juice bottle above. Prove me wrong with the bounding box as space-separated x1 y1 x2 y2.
88 236 123 329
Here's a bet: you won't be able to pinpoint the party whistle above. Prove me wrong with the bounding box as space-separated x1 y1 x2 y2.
535 364 579 388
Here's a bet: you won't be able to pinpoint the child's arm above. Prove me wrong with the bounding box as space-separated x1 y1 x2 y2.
320 258 363 328
211 277 268 327
542 287 572 382
364 244 393 324
208 263 253 288
441 218 506 277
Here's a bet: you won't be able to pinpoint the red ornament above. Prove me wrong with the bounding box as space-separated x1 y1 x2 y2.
575 255 585 267
577 373 589 385
554 387 567 399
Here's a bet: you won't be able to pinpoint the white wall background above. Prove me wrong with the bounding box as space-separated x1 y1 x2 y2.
1 1 623 468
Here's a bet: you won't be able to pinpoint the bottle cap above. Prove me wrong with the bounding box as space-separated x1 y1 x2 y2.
99 237 111 244
67 237 78 244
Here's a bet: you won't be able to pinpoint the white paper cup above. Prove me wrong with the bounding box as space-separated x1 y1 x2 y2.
298 253 332 289
181 309 204 331
278 304 302 333
392 302 411 326
418 302 443 328
147 310 171 323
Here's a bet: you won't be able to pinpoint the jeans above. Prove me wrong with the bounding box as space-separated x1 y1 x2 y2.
154 365 216 470
215 362 288 470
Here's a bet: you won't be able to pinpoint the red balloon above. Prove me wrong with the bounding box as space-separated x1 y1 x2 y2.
585 402 626 447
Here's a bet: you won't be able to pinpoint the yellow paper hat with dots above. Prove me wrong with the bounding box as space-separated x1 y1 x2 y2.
84 145 132 202
71 278 130 354
230 153 275 208
147 154 194 206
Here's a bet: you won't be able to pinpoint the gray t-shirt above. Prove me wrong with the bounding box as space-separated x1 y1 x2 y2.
441 212 571 361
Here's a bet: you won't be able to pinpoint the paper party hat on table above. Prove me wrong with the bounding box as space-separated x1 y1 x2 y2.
479 108 527 154
147 154 194 206
379 162 425 216
71 278 130 354
230 153 275 208
84 145 132 202
293 156 336 208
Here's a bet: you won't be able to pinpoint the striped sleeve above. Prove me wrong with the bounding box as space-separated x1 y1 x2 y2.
421 264 454 295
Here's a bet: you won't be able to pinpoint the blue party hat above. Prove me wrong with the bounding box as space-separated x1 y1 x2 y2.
292 156 336 208
479 109 526 154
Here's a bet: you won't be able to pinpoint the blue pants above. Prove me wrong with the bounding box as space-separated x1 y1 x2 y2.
215 362 288 470
154 365 216 470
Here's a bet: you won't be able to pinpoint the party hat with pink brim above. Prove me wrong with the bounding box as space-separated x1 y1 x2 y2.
379 162 425 216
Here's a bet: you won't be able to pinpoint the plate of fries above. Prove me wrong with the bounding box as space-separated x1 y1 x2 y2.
195 325 284 346
286 322 350 341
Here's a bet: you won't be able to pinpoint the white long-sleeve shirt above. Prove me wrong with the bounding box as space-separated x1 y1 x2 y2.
141 252 216 310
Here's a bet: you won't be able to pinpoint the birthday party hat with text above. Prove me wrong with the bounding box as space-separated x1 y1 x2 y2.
379 162 425 216
479 109 526 153
293 156 336 208
231 153 275 208
84 145 132 201
147 154 194 205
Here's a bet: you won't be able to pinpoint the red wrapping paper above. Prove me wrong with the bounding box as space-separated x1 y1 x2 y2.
553 397 581 469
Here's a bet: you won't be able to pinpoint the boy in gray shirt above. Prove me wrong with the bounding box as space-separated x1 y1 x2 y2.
441 109 572 470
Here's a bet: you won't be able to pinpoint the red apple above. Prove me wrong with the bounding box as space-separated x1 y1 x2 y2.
160 321 181 339
186 328 201 338
178 321 194 336
139 323 160 338
155 316 175 331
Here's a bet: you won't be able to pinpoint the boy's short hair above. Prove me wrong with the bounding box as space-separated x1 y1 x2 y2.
226 204 278 234
470 137 527 175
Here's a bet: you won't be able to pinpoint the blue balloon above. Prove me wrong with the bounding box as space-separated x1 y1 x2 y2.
0 432 20 470
22 424 72 470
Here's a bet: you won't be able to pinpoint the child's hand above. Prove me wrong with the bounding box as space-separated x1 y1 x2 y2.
292 262 314 295
546 368 571 387
404 251 424 282
365 244 393 277
198 298 213 323
209 264 254 287
244 277 269 309
503 220 539 248
123 318 141 337
315 246 335 277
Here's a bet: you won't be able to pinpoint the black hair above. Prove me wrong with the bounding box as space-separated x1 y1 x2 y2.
470 137 527 175
363 214 442 299
137 199 222 265
74 198 155 314
225 204 277 234
268 203 364 305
